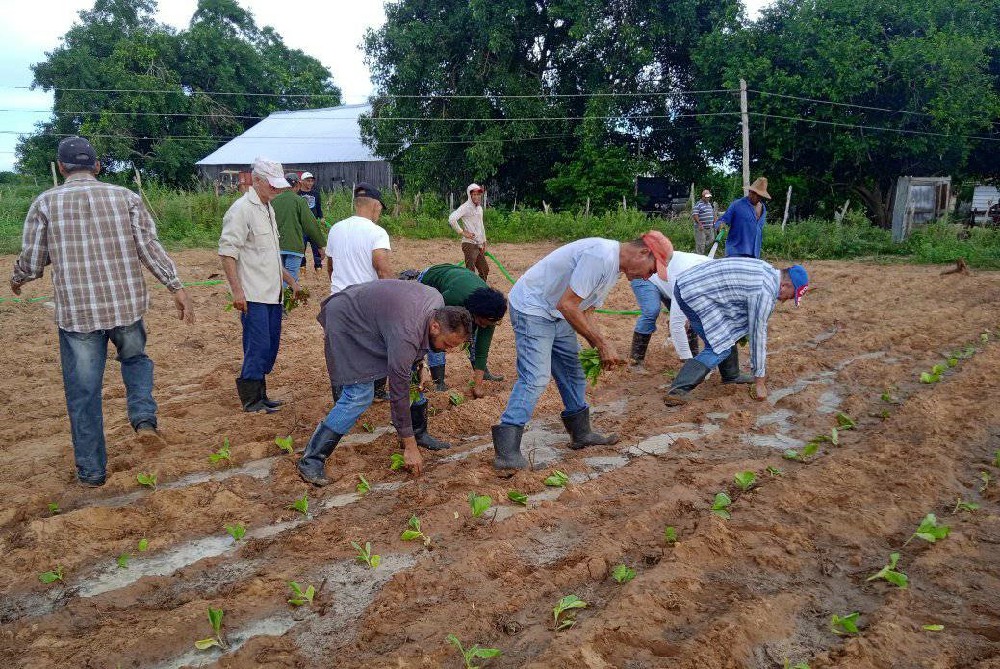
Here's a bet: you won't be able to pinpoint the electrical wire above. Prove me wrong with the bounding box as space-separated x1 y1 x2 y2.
748 112 1000 143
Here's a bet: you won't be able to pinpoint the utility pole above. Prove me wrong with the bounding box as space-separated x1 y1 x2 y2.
740 78 750 196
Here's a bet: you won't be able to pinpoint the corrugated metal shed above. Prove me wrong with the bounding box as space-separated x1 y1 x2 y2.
971 185 999 225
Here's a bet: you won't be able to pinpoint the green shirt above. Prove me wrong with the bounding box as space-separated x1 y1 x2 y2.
272 191 327 255
419 263 496 371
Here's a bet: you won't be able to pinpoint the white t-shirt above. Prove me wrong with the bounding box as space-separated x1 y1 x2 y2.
326 215 391 294
509 238 620 320
649 250 710 359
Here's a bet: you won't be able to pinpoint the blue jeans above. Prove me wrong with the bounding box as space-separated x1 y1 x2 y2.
281 252 302 288
673 288 732 369
499 308 587 427
301 236 323 269
324 379 425 433
630 278 669 335
59 319 156 484
240 302 282 380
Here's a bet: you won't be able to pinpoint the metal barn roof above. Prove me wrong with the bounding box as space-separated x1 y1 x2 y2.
196 104 380 166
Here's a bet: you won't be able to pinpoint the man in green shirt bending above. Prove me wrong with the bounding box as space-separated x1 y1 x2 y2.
273 173 328 284
415 264 507 397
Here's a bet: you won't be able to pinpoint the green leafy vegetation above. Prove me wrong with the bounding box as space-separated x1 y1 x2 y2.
390 453 406 471
38 566 64 584
117 553 130 569
287 581 316 607
611 564 636 584
351 541 381 569
47 502 60 515
733 471 757 492
138 538 149 552
446 634 501 669
209 437 232 464
544 470 570 487
766 466 784 477
980 471 992 492
194 607 226 651
835 413 856 430
578 348 603 386
993 450 1000 468
400 515 431 546
136 472 157 489
923 624 945 632
282 285 310 314
448 391 465 406
274 435 294 454
361 422 375 433
905 514 950 546
468 493 493 518
225 523 246 542
711 492 733 519
357 475 371 495
867 552 908 588
664 526 678 544
830 612 860 635
288 494 309 516
507 490 528 506
553 594 588 631
953 499 980 513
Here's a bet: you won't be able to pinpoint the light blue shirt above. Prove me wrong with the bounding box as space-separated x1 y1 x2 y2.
509 238 620 320
716 196 766 258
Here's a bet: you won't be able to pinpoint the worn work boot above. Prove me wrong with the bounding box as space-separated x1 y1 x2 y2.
236 378 279 413
297 423 344 486
373 377 389 402
686 323 701 357
260 377 285 408
561 407 619 450
664 359 711 406
429 365 448 392
411 402 452 450
482 367 505 382
718 347 754 385
492 423 528 470
628 331 653 373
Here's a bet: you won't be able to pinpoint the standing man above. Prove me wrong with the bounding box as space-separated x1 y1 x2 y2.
297 280 473 486
628 250 707 371
448 183 489 281
691 189 717 255
219 157 301 413
9 136 195 487
664 258 808 405
273 172 327 287
297 172 325 273
491 233 672 470
715 177 770 259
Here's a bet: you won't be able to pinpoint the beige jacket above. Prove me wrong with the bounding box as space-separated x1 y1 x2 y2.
218 187 283 304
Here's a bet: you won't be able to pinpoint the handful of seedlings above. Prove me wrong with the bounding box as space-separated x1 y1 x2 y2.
578 348 603 386
282 285 310 314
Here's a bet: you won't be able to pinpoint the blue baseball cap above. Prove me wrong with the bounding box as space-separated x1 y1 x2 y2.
787 265 809 306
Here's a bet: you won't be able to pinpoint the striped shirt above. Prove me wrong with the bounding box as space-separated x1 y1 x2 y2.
674 258 780 377
692 200 716 228
12 173 183 333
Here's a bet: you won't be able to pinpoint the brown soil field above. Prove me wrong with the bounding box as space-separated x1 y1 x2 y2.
1 240 1000 669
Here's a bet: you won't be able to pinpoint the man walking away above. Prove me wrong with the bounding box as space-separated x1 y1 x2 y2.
664 258 808 405
715 177 770 259
492 232 672 470
10 136 196 487
692 189 717 255
274 173 327 288
297 172 325 272
298 280 473 485
448 183 489 280
219 158 301 413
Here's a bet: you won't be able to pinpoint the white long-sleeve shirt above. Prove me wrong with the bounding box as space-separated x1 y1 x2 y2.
448 186 486 245
649 251 710 359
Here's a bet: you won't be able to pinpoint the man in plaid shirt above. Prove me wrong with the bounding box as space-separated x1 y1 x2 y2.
10 136 195 487
691 189 717 255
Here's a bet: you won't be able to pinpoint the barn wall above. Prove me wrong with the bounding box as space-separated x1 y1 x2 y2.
198 161 393 191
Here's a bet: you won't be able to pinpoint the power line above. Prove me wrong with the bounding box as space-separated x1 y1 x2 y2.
749 89 936 118
750 112 1000 143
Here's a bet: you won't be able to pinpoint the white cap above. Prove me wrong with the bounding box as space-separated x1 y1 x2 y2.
300 171 315 180
252 157 291 188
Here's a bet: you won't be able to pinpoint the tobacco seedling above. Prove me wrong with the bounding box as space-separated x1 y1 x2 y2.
544 470 569 487
664 526 678 544
711 492 732 519
612 564 636 584
980 471 992 492
223 293 235 312
136 472 157 489
357 474 371 495
578 348 603 386
274 435 294 454
446 633 501 669
287 581 316 606
350 540 381 569
553 594 587 630
47 502 60 514
282 284 310 314
209 437 232 464
866 552 908 588
836 413 856 430
507 490 528 506
38 566 64 584
947 357 958 368
468 492 493 518
904 513 950 546
982 331 991 344
409 384 421 404
401 514 431 546
734 471 757 492
138 538 149 552
225 523 246 542
448 391 465 406
784 662 810 669
784 440 820 462
919 371 940 384
117 553 130 569
194 607 227 650
953 499 980 513
288 494 309 516
931 363 947 376
766 466 784 477
993 449 1000 467
390 452 405 471
361 422 375 433
923 624 945 632
830 612 860 635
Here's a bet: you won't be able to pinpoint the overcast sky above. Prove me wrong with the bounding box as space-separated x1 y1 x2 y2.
0 0 773 171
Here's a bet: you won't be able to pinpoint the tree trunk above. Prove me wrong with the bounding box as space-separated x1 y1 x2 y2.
853 183 892 228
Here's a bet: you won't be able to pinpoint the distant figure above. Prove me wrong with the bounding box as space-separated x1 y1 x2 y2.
716 177 770 259
691 189 717 255
10 136 195 487
448 183 489 280
297 172 325 273
273 172 326 287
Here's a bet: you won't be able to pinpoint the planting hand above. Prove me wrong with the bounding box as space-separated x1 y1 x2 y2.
470 381 487 399
401 437 423 475
173 288 195 324
753 378 767 401
598 343 625 368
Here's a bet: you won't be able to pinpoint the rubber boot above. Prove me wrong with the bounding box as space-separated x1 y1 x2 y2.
686 323 701 357
373 377 388 402
628 331 652 372
411 402 452 450
561 407 619 450
260 377 284 408
664 359 711 406
482 367 505 382
236 378 278 413
297 423 343 486
429 365 448 392
718 347 754 384
492 423 528 470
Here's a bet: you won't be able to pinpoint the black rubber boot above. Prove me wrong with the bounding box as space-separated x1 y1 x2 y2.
373 377 388 402
260 377 284 408
561 407 619 450
629 331 653 371
236 378 278 413
492 423 528 470
718 347 754 384
482 367 505 382
429 365 448 392
297 423 343 486
686 323 701 357
664 359 711 406
411 402 452 450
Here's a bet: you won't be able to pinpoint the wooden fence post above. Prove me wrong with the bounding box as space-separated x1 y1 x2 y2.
781 185 792 230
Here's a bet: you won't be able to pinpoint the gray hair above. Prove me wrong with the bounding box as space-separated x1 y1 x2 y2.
433 306 474 338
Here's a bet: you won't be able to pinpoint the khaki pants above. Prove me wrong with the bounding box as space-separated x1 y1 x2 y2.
463 242 489 280
694 226 715 255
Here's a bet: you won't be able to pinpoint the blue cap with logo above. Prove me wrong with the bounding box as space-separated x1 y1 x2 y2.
787 265 809 306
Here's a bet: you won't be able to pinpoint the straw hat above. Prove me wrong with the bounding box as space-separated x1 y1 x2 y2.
748 177 771 199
